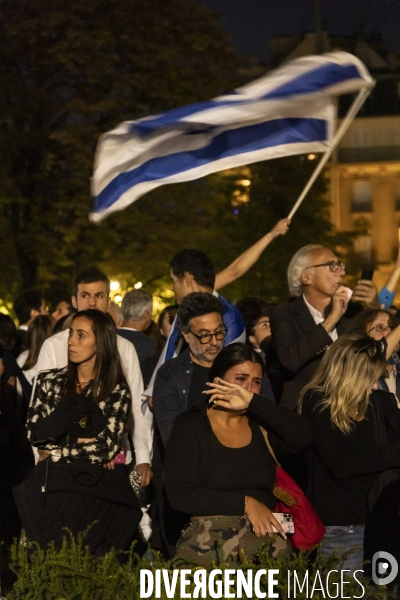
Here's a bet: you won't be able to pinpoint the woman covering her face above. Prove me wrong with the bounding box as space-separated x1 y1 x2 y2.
164 343 312 566
14 309 141 556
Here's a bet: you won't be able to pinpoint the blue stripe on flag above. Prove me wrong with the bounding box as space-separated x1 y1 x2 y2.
130 101 233 136
94 117 327 211
260 63 360 100
129 63 360 137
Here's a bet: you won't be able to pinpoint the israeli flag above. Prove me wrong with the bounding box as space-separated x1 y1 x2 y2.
90 51 373 222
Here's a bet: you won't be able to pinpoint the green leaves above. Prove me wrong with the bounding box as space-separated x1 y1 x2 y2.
7 533 394 599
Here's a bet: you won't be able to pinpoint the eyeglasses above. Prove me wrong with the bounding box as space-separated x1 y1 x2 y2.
306 260 345 273
367 324 392 334
188 327 227 344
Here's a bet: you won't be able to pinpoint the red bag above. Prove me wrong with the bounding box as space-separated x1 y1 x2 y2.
260 427 325 551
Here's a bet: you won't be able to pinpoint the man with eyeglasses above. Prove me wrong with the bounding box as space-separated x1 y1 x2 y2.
270 244 376 410
153 292 226 447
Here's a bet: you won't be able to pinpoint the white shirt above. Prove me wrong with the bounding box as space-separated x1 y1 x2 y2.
303 295 338 342
33 330 152 465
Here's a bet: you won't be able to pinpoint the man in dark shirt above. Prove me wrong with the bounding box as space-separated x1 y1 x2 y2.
117 289 157 370
153 292 225 448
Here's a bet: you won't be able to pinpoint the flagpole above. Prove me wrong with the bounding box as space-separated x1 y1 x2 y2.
287 87 372 220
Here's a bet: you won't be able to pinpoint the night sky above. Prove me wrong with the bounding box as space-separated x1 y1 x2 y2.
194 0 400 62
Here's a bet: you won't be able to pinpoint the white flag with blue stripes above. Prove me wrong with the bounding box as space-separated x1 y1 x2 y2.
90 51 373 222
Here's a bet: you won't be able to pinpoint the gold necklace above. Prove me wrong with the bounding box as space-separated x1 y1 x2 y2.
76 380 90 389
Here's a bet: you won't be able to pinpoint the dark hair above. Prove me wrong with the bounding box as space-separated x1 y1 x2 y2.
209 343 264 381
13 289 44 325
23 315 54 370
157 304 178 350
65 309 125 403
391 309 400 329
0 314 17 351
236 297 276 344
351 308 393 335
170 249 215 289
177 292 223 332
72 267 110 298
54 299 74 314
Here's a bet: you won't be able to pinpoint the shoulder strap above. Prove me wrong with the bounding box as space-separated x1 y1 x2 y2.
259 426 297 507
259 426 281 467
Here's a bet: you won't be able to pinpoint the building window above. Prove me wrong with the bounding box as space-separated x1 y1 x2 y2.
351 180 372 212
350 129 371 147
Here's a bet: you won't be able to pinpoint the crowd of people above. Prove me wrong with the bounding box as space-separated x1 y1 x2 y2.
1 217 400 588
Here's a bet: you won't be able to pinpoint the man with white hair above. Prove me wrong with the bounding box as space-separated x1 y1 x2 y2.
270 244 377 409
117 289 157 369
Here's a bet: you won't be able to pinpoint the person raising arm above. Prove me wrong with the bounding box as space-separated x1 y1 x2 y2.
215 218 290 290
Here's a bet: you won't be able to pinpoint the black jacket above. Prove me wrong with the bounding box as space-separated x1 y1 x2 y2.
116 328 157 368
270 295 361 409
153 349 195 447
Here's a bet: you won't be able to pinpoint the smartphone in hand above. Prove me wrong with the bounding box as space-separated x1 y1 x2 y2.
360 267 374 281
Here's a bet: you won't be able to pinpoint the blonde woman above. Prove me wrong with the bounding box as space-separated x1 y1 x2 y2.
299 332 400 573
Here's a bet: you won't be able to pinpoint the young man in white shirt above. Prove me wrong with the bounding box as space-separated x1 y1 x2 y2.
34 267 152 487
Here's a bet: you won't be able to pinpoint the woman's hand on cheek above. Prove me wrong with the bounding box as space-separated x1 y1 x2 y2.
203 378 253 410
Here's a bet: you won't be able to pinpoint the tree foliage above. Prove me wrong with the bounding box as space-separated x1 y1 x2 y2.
0 0 242 302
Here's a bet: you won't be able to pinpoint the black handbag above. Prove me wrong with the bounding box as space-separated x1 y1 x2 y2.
13 459 142 551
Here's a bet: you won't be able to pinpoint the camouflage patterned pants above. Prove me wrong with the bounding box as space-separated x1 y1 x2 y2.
175 515 290 567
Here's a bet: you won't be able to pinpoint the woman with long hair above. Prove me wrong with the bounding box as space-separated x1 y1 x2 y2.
17 314 54 384
164 343 312 566
14 310 141 556
298 331 400 573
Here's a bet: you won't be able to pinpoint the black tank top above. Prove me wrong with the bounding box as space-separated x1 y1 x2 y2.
203 420 276 510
